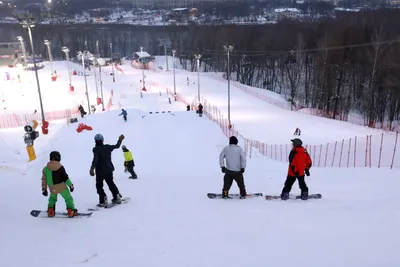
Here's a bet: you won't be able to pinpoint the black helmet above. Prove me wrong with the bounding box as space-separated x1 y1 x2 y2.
229 136 238 145
50 151 61 162
291 138 303 147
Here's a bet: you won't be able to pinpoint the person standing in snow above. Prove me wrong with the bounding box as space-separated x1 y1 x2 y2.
198 103 203 117
281 138 312 200
119 109 127 122
41 151 77 217
90 133 125 206
122 145 137 179
219 136 247 198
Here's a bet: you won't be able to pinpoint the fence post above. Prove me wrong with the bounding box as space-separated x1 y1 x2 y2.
318 144 322 167
339 139 344 167
332 141 337 167
324 143 329 167
280 144 282 162
390 132 398 169
378 133 384 168
368 135 371 167
354 136 357 167
274 144 277 160
347 138 352 168
365 135 369 167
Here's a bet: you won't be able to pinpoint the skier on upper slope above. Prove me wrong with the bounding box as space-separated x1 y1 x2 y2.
219 136 247 199
41 151 77 217
281 138 312 200
90 133 125 206
119 109 127 122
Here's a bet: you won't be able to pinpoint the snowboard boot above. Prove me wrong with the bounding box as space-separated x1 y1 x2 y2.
281 192 289 200
47 206 55 217
112 193 122 204
67 208 78 218
301 191 308 200
97 196 108 207
240 195 246 199
222 190 229 199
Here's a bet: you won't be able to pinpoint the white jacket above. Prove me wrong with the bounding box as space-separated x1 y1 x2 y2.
219 144 246 172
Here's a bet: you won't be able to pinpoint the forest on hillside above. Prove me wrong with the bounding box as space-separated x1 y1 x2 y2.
176 9 400 130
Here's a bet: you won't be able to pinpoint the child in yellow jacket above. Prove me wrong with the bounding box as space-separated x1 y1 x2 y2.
122 145 137 179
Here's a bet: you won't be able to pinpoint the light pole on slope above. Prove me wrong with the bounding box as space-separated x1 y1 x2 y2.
172 49 176 101
78 51 91 114
223 45 234 129
44 39 53 76
194 54 202 103
16 36 27 67
20 18 46 123
61 46 72 90
110 42 115 82
140 46 146 91
96 41 105 111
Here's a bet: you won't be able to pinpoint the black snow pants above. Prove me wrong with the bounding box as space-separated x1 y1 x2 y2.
123 115 127 121
281 175 308 195
96 172 120 203
222 169 246 197
126 160 137 178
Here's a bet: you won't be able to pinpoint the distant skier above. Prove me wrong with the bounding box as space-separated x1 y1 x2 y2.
90 133 125 206
119 108 127 122
219 136 247 199
198 103 203 117
91 105 96 114
186 105 190 111
41 151 77 217
281 138 312 200
122 145 137 179
294 127 301 136
78 105 87 118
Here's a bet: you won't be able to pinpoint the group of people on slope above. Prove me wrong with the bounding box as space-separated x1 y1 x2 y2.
219 136 312 200
41 133 138 217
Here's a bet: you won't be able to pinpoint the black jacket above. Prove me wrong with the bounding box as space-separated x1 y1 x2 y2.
91 139 122 176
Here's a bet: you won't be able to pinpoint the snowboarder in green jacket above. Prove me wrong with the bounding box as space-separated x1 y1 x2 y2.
41 151 77 217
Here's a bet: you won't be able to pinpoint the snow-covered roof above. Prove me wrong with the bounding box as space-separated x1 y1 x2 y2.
274 8 300 13
134 51 151 57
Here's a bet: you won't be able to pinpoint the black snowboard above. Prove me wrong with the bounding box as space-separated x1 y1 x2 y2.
265 194 322 200
88 197 130 211
30 210 92 218
207 193 263 199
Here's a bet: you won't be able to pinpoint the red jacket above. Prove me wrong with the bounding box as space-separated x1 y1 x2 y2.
287 146 312 177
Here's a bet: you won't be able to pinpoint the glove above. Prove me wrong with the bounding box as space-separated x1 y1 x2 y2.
241 168 245 173
124 166 128 173
221 167 226 173
119 134 125 141
305 169 310 176
89 167 95 177
69 184 74 192
42 188 48 196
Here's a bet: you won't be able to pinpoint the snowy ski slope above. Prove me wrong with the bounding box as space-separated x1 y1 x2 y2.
0 58 399 267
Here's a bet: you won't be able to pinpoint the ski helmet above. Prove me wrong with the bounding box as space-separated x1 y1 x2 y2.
121 145 126 150
94 134 104 142
49 151 61 162
291 138 303 147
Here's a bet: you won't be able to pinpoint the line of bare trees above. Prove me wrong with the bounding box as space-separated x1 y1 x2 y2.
175 9 400 130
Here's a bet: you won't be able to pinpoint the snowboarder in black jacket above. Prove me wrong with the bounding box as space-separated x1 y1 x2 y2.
89 133 125 206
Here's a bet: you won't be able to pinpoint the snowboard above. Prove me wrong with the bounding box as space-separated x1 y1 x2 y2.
88 197 130 211
30 210 92 218
265 194 322 200
207 193 263 199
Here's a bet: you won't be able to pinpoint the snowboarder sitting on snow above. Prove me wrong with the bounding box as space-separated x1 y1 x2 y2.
41 151 77 217
122 145 137 179
281 138 312 200
90 133 124 206
119 109 127 122
78 105 87 118
219 136 247 199
198 103 203 116
294 127 301 136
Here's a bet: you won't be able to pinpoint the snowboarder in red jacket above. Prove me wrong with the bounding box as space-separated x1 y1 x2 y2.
281 138 312 200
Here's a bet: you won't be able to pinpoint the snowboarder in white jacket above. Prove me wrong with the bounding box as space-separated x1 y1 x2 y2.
219 136 247 198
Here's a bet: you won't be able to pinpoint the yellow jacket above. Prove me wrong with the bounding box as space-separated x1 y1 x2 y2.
123 150 133 162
